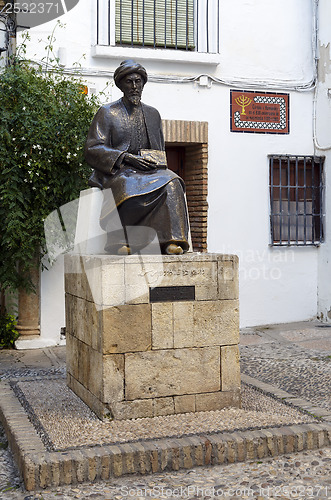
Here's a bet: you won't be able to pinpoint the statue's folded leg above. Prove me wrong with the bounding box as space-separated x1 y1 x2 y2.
155 179 190 253
103 179 189 254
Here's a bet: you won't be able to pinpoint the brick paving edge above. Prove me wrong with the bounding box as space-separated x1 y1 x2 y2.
1 380 331 491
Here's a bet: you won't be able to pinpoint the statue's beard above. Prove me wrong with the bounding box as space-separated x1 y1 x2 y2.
127 94 141 106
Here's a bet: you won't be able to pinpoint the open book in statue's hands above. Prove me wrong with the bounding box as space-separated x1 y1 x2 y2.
140 150 168 168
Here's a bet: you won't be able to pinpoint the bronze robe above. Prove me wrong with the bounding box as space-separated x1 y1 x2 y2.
85 98 189 253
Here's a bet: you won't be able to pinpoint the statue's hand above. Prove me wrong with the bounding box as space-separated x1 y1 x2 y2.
123 153 157 171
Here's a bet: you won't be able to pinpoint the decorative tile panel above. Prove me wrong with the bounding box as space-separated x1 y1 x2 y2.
230 90 289 134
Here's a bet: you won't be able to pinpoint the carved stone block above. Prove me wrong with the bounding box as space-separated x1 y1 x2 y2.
65 253 240 420
125 347 220 400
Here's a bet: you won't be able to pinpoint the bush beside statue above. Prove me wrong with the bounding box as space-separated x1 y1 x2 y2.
0 30 100 337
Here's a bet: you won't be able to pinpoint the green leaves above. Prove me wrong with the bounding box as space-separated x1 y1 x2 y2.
0 56 100 293
0 314 19 349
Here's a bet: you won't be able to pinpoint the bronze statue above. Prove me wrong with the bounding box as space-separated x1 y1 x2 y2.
85 59 189 255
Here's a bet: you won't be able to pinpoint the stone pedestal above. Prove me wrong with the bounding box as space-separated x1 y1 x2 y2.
65 253 240 420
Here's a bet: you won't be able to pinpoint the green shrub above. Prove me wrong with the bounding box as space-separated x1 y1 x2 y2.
0 28 101 294
0 314 19 349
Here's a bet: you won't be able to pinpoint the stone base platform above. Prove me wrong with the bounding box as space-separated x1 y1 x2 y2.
0 374 330 491
65 253 241 420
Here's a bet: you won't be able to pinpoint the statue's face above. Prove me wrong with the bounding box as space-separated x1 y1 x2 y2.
120 72 144 105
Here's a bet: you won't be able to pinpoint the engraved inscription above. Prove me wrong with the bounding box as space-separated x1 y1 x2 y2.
140 265 212 285
163 269 205 277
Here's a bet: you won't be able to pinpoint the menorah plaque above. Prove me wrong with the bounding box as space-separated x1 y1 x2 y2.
230 90 289 134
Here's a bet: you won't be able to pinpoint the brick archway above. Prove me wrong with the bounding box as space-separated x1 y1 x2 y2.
162 120 208 252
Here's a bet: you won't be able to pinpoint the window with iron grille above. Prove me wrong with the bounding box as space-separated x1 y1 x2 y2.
269 155 325 246
115 0 195 50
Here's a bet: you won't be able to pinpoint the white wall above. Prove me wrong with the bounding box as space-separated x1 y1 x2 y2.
40 256 66 345
21 0 315 82
20 0 324 339
144 80 318 327
206 88 318 326
316 0 331 321
219 0 314 86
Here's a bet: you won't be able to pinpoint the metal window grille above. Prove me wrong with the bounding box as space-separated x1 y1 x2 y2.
115 0 194 49
269 155 325 246
96 0 220 53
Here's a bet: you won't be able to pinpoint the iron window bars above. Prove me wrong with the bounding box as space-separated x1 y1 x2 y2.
269 155 325 246
96 0 220 53
116 0 194 49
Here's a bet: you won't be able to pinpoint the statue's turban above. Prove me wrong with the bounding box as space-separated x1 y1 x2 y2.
114 60 148 88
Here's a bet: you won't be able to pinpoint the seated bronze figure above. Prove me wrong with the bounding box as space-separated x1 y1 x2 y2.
85 59 189 255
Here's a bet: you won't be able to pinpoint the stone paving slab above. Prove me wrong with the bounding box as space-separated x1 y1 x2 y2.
0 347 66 376
1 374 331 491
293 339 331 350
240 349 331 413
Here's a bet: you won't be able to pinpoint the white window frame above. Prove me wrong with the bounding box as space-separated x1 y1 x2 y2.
92 0 221 66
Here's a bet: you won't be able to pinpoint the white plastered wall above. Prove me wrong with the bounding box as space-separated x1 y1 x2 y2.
18 0 321 344
315 0 331 321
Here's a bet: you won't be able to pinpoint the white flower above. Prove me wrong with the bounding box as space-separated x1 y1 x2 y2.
67 152 71 158
12 138 15 141
73 153 77 157
22 107 26 111
23 153 27 158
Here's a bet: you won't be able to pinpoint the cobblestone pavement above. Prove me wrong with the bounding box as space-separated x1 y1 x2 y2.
1 321 331 499
240 322 331 412
1 447 331 499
